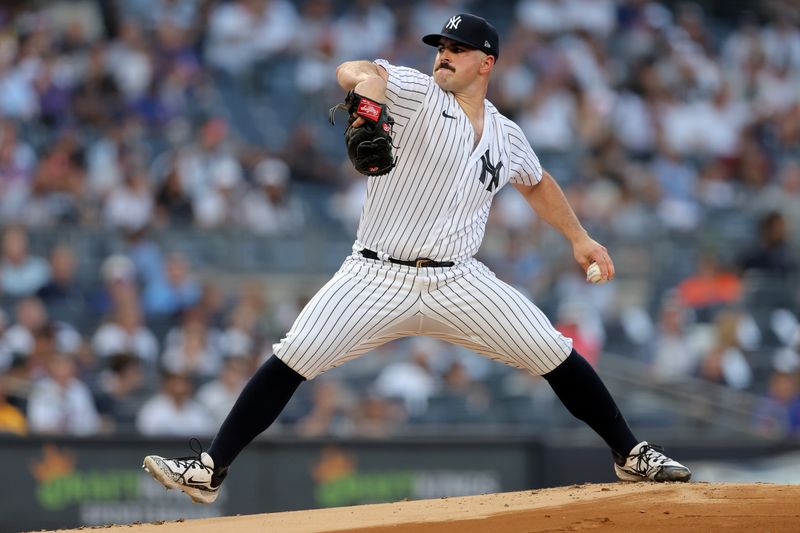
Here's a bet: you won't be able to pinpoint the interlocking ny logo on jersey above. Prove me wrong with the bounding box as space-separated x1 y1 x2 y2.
478 149 503 192
446 16 462 30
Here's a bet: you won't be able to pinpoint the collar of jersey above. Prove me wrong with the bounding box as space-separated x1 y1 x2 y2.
466 100 493 168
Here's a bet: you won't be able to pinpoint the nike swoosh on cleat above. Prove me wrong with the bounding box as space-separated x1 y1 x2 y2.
184 476 215 489
442 110 456 119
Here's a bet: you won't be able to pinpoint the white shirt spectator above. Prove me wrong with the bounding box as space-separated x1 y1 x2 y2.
0 65 39 119
28 375 101 435
136 393 213 436
196 358 248 427
0 255 49 297
196 379 240 428
86 134 124 201
516 0 565 35
332 2 395 62
205 0 298 74
761 24 800 71
519 88 577 152
239 157 305 235
103 174 154 232
106 24 153 101
192 158 242 228
612 91 657 153
558 34 611 92
692 93 751 156
564 0 616 36
92 322 159 363
161 341 222 380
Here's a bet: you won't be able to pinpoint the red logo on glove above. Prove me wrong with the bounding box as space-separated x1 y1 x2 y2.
357 99 381 122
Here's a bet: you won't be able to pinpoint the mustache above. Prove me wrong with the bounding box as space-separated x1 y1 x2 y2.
437 63 455 72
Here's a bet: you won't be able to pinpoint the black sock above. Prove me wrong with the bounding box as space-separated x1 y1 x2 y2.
543 350 638 457
208 355 305 470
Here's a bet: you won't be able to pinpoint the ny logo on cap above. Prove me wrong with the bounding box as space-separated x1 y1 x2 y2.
446 15 462 30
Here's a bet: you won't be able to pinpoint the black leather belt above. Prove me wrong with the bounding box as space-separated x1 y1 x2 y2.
360 249 454 268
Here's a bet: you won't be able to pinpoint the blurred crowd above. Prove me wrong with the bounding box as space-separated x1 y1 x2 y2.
1 0 800 441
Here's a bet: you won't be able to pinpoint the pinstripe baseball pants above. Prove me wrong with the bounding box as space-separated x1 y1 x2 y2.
274 254 572 379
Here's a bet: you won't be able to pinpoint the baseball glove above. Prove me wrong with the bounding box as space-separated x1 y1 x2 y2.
329 91 397 176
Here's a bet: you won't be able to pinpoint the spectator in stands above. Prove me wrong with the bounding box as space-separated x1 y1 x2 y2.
239 156 305 235
676 252 742 319
90 254 139 317
142 252 201 316
218 296 260 360
648 295 703 383
0 297 81 372
173 117 241 200
554 302 603 367
296 379 355 437
161 308 222 381
697 309 753 390
196 356 250 428
154 164 194 226
439 360 491 420
205 0 299 76
103 168 154 233
92 353 148 435
649 144 701 232
0 119 36 222
106 20 154 104
752 348 800 438
373 338 439 418
70 43 123 129
192 157 243 228
123 228 166 289
0 225 49 298
332 0 396 62
750 160 800 248
0 374 26 435
349 392 406 437
136 370 214 436
36 244 90 323
738 211 797 278
91 298 159 370
282 125 341 185
26 131 86 225
27 352 100 435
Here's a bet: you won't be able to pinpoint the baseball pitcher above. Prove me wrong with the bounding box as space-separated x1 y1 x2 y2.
143 13 690 505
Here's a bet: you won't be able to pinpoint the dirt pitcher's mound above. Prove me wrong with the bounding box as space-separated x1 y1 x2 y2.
54 483 799 533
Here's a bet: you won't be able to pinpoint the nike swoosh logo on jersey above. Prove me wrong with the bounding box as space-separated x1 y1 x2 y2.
442 110 456 119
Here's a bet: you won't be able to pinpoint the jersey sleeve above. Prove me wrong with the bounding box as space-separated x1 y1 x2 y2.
507 122 543 186
374 59 429 117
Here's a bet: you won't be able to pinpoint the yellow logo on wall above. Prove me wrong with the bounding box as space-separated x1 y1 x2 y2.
30 444 76 483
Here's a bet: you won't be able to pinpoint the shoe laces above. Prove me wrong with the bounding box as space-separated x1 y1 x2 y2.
630 443 668 475
172 438 213 484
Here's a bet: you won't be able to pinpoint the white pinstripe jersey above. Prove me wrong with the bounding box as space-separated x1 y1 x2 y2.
354 59 543 263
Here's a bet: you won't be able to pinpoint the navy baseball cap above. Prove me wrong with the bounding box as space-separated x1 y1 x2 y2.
422 14 500 60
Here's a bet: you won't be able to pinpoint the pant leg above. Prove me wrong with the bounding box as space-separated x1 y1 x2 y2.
421 259 572 374
274 256 422 379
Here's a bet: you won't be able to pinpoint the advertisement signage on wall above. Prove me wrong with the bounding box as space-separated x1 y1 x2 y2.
2 441 228 531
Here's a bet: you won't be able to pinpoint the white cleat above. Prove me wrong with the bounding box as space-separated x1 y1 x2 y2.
142 449 226 504
614 441 691 482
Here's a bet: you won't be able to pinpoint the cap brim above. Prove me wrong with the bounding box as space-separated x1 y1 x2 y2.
422 33 478 50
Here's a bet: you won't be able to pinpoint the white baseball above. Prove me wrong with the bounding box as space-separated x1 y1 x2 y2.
586 262 604 284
